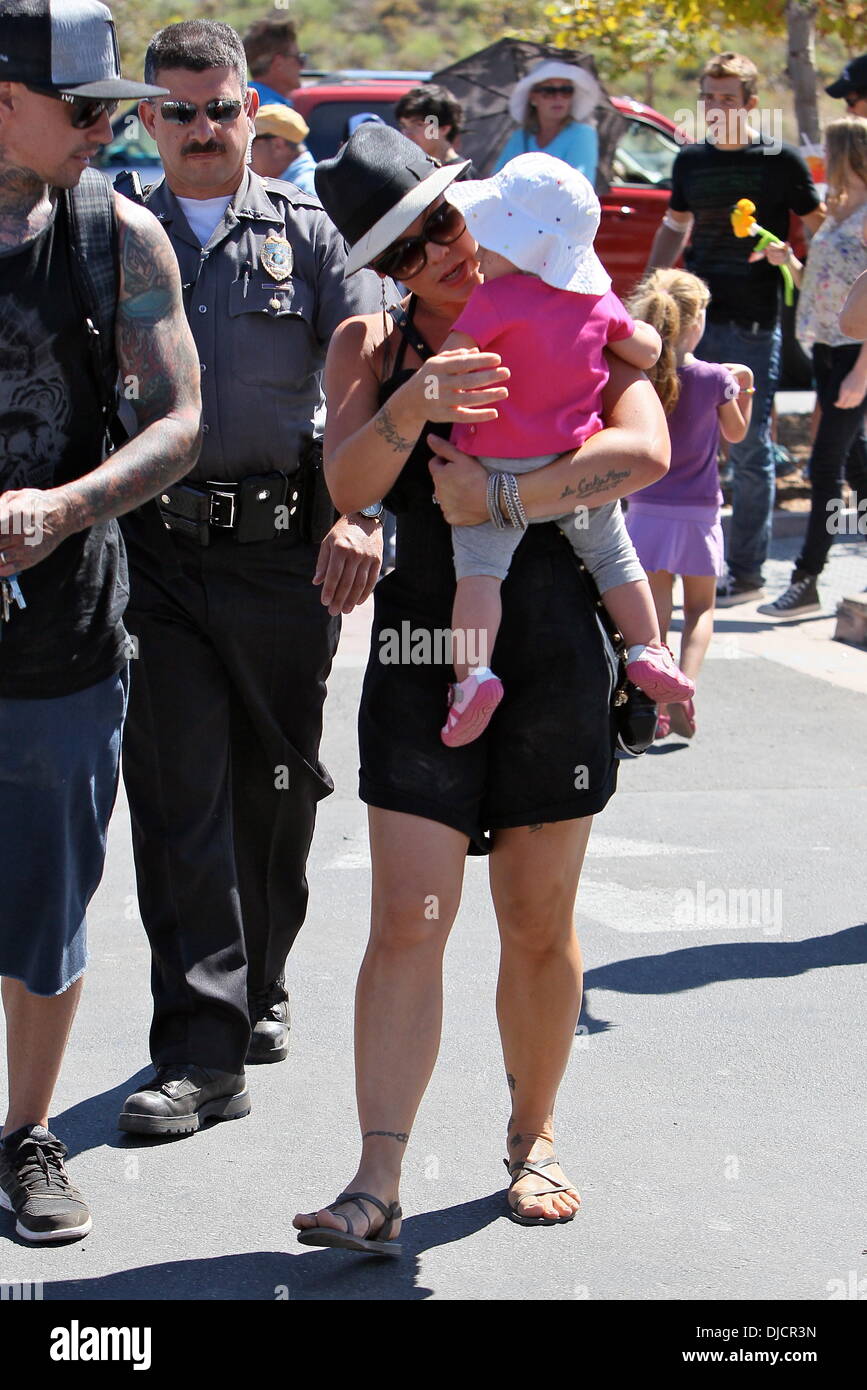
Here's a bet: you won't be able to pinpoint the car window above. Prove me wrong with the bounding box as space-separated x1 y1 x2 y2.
302 100 400 161
97 106 160 169
612 120 679 189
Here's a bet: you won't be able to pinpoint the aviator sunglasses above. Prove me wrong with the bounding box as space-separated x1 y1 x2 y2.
370 200 466 280
26 85 118 130
149 97 245 125
533 84 575 98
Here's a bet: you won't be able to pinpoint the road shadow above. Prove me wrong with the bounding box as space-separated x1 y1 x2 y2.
45 1068 193 1162
26 1192 510 1301
579 920 867 1034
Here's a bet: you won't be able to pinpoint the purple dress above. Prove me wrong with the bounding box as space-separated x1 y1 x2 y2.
625 358 737 577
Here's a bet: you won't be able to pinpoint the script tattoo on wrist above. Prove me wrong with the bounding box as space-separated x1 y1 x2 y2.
374 405 415 453
559 467 630 503
363 1130 409 1144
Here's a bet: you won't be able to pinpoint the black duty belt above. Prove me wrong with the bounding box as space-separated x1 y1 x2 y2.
156 473 296 546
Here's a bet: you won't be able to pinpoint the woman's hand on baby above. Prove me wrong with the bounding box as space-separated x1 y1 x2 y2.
407 347 509 424
427 435 490 525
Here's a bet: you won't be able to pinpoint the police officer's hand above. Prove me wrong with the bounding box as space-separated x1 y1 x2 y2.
405 347 510 424
0 487 74 576
313 513 383 615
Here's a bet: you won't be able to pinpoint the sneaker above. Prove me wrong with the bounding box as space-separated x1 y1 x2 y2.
625 642 695 704
757 573 821 619
0 1125 92 1243
440 667 504 747
716 574 765 607
247 979 290 1065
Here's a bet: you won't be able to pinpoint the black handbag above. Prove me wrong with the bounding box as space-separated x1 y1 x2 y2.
573 556 659 756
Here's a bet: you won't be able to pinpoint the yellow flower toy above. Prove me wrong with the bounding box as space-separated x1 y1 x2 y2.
730 199 795 305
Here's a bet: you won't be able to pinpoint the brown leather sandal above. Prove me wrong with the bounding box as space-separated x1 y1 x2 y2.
296 1190 402 1257
504 1156 580 1227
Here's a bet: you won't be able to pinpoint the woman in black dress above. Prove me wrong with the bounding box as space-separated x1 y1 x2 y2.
293 126 670 1254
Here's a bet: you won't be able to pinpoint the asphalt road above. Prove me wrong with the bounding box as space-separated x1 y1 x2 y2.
2 530 865 1303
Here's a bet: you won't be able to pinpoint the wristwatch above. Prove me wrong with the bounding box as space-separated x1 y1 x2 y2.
357 501 384 521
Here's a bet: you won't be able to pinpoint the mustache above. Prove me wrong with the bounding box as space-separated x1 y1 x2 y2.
182 140 225 156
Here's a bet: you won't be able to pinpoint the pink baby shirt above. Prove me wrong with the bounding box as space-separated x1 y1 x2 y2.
450 273 635 458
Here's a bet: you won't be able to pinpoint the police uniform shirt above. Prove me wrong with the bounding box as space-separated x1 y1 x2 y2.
145 168 383 482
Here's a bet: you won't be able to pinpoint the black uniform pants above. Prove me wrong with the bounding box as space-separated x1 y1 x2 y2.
120 505 339 1074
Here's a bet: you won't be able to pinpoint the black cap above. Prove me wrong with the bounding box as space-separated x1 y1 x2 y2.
826 54 867 99
0 0 167 100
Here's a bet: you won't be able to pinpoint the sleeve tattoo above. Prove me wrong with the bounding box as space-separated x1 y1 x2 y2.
59 200 202 531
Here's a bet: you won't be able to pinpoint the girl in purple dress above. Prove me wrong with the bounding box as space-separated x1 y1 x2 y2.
625 270 754 739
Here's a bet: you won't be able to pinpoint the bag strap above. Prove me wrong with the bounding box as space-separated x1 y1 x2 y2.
64 168 120 436
388 296 435 363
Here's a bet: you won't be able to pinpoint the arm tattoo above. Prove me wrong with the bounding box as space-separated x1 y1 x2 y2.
362 1130 409 1144
59 200 202 531
559 466 631 502
373 405 415 454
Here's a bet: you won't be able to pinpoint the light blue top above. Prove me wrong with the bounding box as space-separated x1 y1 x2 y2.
283 148 319 197
492 122 598 181
250 80 294 108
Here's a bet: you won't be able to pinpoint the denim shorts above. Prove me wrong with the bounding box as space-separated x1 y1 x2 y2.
0 667 128 995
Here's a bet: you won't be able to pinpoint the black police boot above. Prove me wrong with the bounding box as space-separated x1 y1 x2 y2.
117 1065 251 1136
246 978 291 1065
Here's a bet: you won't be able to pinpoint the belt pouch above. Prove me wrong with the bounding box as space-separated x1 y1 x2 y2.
235 473 291 543
155 483 211 546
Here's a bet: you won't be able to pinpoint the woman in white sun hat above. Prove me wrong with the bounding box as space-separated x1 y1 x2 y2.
493 59 600 179
435 153 694 746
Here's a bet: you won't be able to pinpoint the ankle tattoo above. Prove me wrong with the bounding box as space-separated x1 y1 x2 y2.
362 1130 409 1144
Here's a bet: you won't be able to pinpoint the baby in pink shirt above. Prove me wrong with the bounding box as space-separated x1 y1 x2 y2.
437 153 694 747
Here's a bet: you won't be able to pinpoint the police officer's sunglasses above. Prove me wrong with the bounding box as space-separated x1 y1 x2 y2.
26 85 118 129
369 200 466 281
148 98 245 125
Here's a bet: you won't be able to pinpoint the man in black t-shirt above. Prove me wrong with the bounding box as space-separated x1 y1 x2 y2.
648 52 824 604
0 0 200 1245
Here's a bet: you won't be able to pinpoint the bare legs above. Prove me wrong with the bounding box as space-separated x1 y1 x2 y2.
2 975 84 1138
293 810 468 1240
293 811 591 1238
603 577 661 649
451 573 502 682
490 819 590 1219
647 569 716 730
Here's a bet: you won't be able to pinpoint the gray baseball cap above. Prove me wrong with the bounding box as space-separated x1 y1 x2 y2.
0 0 167 99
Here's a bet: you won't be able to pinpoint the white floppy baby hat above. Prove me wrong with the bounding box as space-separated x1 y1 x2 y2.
447 152 610 295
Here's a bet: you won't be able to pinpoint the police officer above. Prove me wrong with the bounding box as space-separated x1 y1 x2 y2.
117 19 385 1136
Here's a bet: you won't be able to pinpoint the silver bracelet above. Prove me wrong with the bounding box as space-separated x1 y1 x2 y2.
500 472 528 530
487 471 507 529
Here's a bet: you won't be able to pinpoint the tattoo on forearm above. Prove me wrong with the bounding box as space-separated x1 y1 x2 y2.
559 467 631 502
362 1130 409 1144
61 206 201 531
374 405 415 453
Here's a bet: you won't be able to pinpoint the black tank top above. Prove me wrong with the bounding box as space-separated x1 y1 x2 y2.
0 199 128 697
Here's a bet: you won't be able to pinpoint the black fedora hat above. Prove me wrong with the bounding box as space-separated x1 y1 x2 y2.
315 123 468 274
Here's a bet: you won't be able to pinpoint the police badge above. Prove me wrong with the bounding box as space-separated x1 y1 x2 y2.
260 232 293 282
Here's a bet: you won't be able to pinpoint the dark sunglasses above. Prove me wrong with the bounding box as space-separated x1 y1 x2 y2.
287 51 308 63
26 85 118 130
370 200 466 280
533 84 574 98
151 97 244 126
